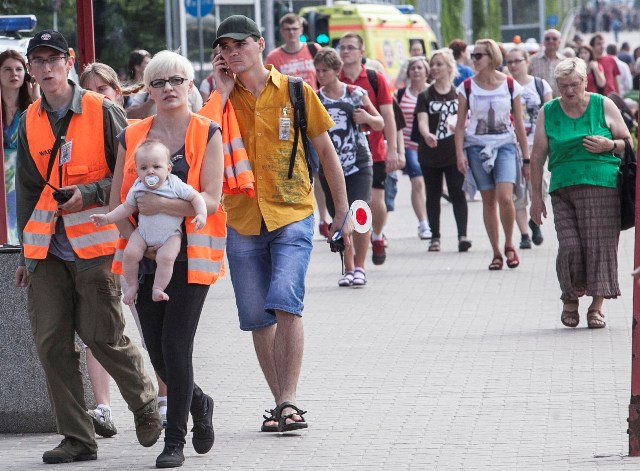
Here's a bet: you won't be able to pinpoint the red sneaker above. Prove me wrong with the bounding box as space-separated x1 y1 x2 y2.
371 239 386 265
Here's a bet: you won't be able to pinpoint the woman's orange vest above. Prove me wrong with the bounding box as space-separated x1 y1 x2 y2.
198 92 254 196
112 113 227 285
22 91 119 260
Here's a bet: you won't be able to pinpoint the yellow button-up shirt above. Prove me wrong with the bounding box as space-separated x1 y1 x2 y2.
224 65 334 235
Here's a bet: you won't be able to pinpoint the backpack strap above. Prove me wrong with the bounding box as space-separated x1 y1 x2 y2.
366 68 379 97
396 87 406 104
463 78 472 101
307 42 320 58
506 75 514 108
534 76 544 103
287 76 312 181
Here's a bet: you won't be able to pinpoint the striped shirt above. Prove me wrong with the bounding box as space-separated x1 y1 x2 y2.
528 52 564 97
396 87 421 151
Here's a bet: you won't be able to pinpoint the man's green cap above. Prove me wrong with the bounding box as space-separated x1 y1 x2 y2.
213 15 261 49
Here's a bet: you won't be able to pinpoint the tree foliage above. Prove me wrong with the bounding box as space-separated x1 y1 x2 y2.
3 0 166 80
472 0 502 41
441 0 464 44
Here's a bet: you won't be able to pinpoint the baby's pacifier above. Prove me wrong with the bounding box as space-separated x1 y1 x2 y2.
144 175 160 187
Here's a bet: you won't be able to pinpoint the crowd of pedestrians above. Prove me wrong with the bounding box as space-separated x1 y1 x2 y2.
0 12 637 469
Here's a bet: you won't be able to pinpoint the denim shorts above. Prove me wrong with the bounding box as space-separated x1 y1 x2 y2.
226 214 314 331
466 143 517 191
384 170 398 212
404 148 423 178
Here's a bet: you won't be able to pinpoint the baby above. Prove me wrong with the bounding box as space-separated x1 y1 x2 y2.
91 139 207 304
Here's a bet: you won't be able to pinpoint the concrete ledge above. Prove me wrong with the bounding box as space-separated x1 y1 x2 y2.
0 249 94 433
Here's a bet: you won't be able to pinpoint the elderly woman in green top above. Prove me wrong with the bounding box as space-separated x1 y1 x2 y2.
530 57 630 329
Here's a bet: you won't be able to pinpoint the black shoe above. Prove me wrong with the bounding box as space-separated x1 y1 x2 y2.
191 394 214 454
42 438 97 464
529 219 544 245
156 443 185 468
520 234 532 249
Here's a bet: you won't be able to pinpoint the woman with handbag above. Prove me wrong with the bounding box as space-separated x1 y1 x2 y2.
530 57 631 329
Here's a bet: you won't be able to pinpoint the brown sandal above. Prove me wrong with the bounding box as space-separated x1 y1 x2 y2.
561 306 580 328
587 309 606 329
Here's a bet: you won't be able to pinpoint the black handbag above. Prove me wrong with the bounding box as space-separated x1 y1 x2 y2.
619 138 636 231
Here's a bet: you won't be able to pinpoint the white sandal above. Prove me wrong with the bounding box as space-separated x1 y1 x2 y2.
338 272 354 287
352 268 367 287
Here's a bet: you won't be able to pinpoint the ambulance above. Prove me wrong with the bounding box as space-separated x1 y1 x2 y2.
300 2 438 83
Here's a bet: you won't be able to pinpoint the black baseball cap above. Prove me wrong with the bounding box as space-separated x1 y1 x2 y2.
27 30 69 56
212 15 261 49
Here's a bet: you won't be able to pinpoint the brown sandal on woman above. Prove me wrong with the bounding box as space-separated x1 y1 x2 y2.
561 306 580 328
587 309 606 329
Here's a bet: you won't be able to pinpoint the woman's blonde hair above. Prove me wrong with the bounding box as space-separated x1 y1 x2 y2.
405 56 430 81
554 57 587 82
475 39 503 69
143 50 194 88
429 48 459 83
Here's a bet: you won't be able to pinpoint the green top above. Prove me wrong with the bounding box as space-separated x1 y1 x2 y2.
544 93 619 192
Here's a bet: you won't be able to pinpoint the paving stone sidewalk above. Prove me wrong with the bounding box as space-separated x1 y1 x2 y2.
1 177 639 470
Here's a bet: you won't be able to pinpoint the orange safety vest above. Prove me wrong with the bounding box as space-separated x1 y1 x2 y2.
112 113 227 285
198 92 255 196
22 91 119 260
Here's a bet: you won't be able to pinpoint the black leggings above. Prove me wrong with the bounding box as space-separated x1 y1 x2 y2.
422 164 468 239
136 261 210 445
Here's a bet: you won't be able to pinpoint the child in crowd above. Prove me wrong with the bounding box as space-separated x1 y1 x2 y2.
90 139 207 304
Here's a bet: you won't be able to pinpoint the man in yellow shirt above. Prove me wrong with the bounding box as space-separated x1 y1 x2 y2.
212 15 351 432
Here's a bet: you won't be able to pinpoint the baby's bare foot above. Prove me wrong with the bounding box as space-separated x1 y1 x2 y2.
152 287 169 302
123 287 138 305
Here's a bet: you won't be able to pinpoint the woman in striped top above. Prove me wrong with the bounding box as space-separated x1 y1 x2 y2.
395 56 431 240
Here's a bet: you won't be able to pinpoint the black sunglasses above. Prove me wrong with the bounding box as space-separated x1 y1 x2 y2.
470 52 489 60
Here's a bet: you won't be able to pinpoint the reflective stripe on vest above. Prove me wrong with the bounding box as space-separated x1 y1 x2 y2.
199 92 255 196
23 91 118 260
112 114 227 285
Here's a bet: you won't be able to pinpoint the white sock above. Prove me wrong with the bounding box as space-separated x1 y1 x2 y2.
371 232 383 241
419 220 430 231
157 396 168 415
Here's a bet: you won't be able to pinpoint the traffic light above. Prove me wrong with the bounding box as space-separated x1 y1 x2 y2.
303 12 330 45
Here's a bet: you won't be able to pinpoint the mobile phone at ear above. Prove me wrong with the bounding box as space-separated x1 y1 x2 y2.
215 53 228 72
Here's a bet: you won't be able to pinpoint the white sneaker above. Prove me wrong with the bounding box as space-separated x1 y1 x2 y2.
87 406 117 438
418 226 432 240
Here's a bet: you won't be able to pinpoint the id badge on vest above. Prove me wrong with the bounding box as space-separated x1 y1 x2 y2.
60 140 72 165
279 106 290 141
